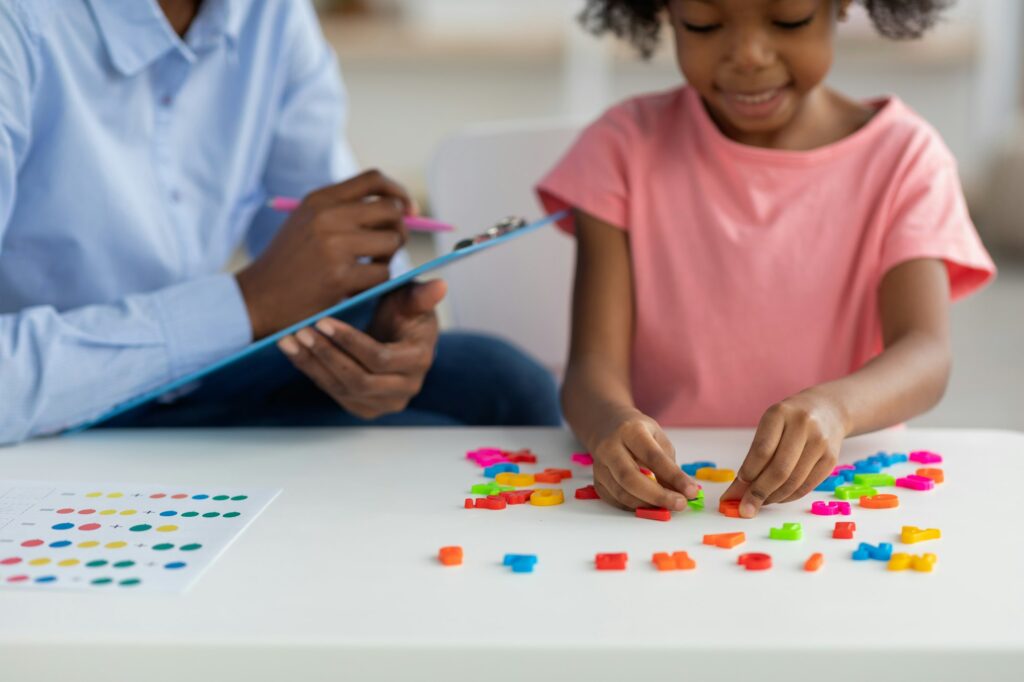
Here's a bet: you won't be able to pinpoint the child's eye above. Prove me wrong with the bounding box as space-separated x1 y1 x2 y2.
773 14 815 30
682 22 722 34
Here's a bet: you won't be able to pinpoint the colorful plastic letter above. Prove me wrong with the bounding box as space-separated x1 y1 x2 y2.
571 453 594 466
499 490 534 505
652 551 696 571
737 553 772 571
769 522 803 541
687 489 706 511
505 449 538 464
852 473 895 487
503 554 538 573
438 546 463 566
852 542 892 561
815 475 843 492
473 496 507 510
483 463 520 477
529 489 564 506
895 475 935 491
718 499 741 518
915 468 944 484
595 553 628 570
912 553 937 572
574 485 599 500
834 484 877 500
901 526 941 544
696 467 735 483
811 501 851 516
636 507 672 522
534 468 572 484
471 483 512 496
909 450 943 464
804 553 824 572
681 461 716 476
703 532 746 549
860 493 899 509
833 521 856 539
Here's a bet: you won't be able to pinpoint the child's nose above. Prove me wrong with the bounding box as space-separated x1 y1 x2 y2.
727 29 776 72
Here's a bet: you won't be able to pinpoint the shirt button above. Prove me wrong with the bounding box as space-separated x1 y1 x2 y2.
161 95 173 107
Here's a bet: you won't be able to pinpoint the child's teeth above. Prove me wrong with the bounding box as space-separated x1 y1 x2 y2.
735 90 776 103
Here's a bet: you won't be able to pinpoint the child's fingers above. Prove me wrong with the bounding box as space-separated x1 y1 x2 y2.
779 456 836 504
625 426 700 498
719 478 746 501
765 440 825 503
736 408 786 485
739 426 806 518
608 456 689 511
594 467 648 511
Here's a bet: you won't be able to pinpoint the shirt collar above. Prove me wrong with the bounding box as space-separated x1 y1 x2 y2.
87 0 243 77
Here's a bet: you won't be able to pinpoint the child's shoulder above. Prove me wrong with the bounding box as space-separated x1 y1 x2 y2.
863 95 956 167
588 85 697 138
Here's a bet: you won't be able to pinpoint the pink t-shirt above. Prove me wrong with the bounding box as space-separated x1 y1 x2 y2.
537 85 996 427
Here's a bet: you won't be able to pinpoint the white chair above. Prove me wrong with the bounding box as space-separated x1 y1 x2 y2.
427 119 582 377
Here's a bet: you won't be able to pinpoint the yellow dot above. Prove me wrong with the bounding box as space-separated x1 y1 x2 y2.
105 541 127 549
99 509 117 516
156 525 178 533
107 492 124 499
85 492 102 498
119 509 137 516
28 557 51 566
58 559 80 567
78 541 100 548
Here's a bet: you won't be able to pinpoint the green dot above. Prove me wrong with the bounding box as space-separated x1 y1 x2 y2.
202 512 220 518
119 578 141 587
230 495 248 501
129 524 151 532
212 495 230 501
180 543 202 552
86 559 108 568
113 560 135 569
182 511 199 518
91 577 112 586
152 543 174 551
223 512 240 518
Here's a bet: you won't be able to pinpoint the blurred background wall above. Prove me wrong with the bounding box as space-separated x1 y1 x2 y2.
313 0 1024 429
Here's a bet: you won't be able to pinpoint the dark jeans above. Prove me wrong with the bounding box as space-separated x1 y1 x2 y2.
100 332 562 428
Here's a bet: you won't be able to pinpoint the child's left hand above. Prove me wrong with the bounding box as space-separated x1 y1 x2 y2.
721 390 848 518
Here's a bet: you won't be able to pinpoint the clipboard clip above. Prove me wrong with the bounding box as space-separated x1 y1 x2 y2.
453 216 528 251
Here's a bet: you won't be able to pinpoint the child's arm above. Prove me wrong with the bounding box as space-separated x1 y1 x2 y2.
722 258 952 517
563 210 701 510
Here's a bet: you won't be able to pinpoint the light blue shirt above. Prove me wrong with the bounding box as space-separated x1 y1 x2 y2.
0 0 362 443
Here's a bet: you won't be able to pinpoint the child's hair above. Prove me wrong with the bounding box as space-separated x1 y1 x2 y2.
580 0 954 58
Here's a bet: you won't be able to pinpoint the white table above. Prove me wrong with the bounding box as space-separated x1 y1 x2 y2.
0 427 1021 681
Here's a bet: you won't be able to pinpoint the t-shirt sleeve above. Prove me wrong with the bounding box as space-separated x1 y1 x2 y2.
880 144 996 301
535 105 632 235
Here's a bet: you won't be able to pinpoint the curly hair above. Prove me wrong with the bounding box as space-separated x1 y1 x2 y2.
579 0 954 58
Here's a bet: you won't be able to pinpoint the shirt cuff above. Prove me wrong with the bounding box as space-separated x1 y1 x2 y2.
152 273 254 378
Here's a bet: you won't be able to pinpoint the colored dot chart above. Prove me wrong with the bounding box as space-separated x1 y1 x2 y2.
0 480 279 593
447 447 945 574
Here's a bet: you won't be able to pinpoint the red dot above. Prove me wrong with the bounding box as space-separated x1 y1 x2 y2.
56 508 74 514
78 509 96 515
171 493 188 499
150 493 166 499
79 523 101 531
21 539 44 548
0 557 21 565
7 575 29 583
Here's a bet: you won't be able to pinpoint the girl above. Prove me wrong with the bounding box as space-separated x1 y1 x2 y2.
537 0 995 518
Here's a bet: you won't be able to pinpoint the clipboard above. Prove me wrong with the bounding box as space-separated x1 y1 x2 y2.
73 211 566 432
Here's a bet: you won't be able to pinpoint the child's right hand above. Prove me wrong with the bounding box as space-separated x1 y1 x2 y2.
591 410 701 511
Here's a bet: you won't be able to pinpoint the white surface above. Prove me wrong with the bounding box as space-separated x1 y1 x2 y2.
428 119 580 375
0 480 278 593
0 427 1021 681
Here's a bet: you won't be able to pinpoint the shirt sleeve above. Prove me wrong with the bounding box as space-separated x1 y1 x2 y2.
879 141 996 301
535 104 633 235
244 0 359 259
0 5 251 444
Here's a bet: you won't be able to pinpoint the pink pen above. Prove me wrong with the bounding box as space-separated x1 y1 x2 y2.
266 196 453 233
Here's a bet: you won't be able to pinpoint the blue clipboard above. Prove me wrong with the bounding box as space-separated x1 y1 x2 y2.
73 211 566 432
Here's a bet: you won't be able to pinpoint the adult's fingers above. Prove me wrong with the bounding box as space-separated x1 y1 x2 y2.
334 229 405 260
739 424 806 518
304 169 412 212
335 263 391 297
314 318 430 375
624 426 700 498
296 327 416 398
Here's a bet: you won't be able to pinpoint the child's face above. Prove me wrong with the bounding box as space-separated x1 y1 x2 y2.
668 0 850 140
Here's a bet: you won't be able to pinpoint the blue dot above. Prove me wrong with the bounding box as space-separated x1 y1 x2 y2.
164 561 187 570
192 494 209 500
35 575 57 583
52 523 74 530
49 540 72 548
159 510 177 517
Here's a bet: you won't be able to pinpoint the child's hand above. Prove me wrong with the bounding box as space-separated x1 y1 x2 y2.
722 391 848 518
592 411 701 511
